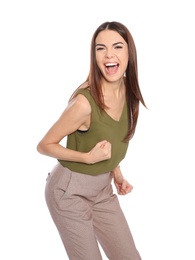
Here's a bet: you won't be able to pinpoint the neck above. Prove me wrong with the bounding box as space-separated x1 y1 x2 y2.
101 78 125 98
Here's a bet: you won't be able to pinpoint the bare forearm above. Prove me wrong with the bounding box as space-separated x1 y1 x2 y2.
111 165 124 180
37 139 111 165
112 165 133 195
37 143 88 163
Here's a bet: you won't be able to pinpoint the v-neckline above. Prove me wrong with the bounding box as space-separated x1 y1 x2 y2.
103 101 126 123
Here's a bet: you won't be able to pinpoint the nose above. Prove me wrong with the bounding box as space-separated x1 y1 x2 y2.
105 49 114 58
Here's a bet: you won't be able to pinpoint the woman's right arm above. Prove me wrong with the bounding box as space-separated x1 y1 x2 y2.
37 94 111 164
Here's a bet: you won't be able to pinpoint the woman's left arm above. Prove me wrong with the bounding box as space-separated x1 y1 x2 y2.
111 166 133 195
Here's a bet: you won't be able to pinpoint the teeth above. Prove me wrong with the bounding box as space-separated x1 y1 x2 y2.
105 63 117 67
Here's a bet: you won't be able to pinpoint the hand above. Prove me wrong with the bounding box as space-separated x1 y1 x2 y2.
113 178 133 195
87 140 111 164
112 166 133 195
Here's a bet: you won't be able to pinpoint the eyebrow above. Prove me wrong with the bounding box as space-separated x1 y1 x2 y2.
95 42 124 47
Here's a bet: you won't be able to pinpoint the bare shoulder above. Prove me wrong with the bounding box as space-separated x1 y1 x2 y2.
67 93 91 116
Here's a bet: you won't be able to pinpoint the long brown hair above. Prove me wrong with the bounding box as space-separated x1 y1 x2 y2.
72 21 146 141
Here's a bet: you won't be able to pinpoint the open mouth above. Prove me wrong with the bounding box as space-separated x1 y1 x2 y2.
105 63 119 74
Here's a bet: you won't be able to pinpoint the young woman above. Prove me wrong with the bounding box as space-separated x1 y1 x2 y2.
37 21 146 260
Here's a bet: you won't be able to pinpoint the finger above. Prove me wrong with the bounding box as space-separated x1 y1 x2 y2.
99 140 109 148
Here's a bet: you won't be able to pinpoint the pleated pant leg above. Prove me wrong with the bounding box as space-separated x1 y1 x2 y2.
45 163 141 260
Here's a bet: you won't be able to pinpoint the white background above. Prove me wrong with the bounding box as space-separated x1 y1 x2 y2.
0 0 194 259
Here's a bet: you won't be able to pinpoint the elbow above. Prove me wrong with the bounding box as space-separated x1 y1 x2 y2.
36 142 44 154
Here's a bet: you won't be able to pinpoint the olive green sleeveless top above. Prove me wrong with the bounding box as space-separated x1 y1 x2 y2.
58 88 129 176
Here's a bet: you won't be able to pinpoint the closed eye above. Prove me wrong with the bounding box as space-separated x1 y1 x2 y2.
115 45 123 49
113 42 124 49
96 47 105 51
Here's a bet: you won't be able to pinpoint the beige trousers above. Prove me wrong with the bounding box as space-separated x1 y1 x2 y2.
45 163 141 260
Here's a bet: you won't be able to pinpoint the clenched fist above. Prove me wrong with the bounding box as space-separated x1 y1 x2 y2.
87 140 111 164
